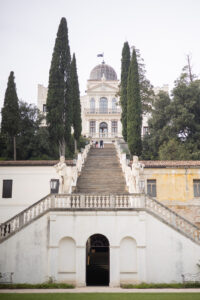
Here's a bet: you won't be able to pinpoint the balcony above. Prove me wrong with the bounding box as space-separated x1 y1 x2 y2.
85 108 121 115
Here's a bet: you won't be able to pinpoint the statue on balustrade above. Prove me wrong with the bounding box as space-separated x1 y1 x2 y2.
130 156 144 193
54 156 73 194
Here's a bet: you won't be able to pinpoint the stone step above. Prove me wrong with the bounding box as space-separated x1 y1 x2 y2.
74 144 128 194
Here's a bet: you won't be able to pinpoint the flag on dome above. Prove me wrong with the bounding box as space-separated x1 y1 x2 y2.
97 53 104 57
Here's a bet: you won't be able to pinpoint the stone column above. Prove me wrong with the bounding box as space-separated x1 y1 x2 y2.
109 245 120 287
76 245 86 287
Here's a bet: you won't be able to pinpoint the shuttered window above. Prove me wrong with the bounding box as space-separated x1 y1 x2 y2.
2 180 13 198
193 180 200 197
147 179 156 197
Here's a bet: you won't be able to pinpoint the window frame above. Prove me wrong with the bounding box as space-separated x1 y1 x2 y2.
147 179 157 197
111 120 118 134
193 179 200 197
89 120 96 135
50 179 59 194
2 180 13 198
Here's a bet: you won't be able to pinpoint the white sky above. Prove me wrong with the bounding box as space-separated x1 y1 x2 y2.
0 0 200 110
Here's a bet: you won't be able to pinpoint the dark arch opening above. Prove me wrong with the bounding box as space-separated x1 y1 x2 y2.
86 234 109 286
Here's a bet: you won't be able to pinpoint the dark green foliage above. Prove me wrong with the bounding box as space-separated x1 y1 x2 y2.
120 42 130 141
141 70 200 160
46 17 72 156
78 136 90 151
1 71 20 159
0 101 58 160
0 99 76 160
71 54 82 148
158 139 199 160
127 48 142 156
141 91 171 160
121 282 200 289
135 48 154 113
16 102 54 160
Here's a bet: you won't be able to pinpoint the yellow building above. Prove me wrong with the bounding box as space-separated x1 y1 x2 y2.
143 160 200 227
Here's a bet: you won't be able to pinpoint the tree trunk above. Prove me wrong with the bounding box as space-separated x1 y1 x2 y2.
13 136 16 160
187 54 193 83
74 139 77 153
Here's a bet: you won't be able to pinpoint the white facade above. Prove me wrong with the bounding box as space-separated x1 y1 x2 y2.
0 162 200 286
0 165 57 223
37 62 158 139
0 210 199 285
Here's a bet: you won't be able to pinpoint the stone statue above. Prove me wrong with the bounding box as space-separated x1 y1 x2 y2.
130 156 144 193
54 156 73 194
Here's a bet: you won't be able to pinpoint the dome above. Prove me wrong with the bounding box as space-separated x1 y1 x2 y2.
90 62 117 80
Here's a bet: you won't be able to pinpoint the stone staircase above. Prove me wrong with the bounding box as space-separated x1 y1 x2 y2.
74 144 128 194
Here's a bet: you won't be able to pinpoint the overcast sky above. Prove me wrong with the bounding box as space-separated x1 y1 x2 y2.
0 0 200 110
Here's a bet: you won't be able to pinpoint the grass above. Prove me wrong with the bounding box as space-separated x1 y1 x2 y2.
0 294 200 300
121 282 200 289
0 283 74 289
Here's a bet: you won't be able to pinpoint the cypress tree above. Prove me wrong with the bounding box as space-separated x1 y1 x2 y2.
46 17 71 156
127 48 142 156
71 54 82 152
1 71 20 160
120 42 130 142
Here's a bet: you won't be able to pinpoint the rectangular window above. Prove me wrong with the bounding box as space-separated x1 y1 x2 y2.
193 180 200 197
147 179 156 197
89 121 96 135
50 179 59 194
43 104 47 113
111 121 118 134
2 180 13 198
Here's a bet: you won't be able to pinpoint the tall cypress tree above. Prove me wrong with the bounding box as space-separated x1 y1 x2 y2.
46 17 71 156
1 71 20 160
71 54 82 152
127 48 142 156
120 42 130 142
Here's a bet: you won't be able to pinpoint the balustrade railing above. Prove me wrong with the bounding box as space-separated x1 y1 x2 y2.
85 108 121 115
145 196 200 243
0 193 200 245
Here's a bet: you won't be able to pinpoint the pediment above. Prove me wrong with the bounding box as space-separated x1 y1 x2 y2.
87 82 118 93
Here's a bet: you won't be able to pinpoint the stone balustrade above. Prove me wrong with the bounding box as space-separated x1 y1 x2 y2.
71 142 92 189
1 193 200 245
115 141 132 191
84 108 121 115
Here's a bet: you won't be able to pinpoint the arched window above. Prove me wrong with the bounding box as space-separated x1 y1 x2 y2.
90 98 95 113
112 98 117 112
99 97 108 113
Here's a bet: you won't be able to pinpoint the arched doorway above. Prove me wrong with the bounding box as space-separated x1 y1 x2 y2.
99 122 108 138
86 234 109 286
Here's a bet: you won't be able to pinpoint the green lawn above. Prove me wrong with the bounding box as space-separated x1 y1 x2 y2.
0 294 200 300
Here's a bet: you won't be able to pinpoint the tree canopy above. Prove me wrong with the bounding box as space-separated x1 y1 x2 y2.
141 64 200 160
120 42 130 142
127 48 142 156
46 17 72 157
71 53 82 152
1 71 20 160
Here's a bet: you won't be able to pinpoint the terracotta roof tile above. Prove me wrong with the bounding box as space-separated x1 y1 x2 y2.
0 160 75 166
140 160 200 168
